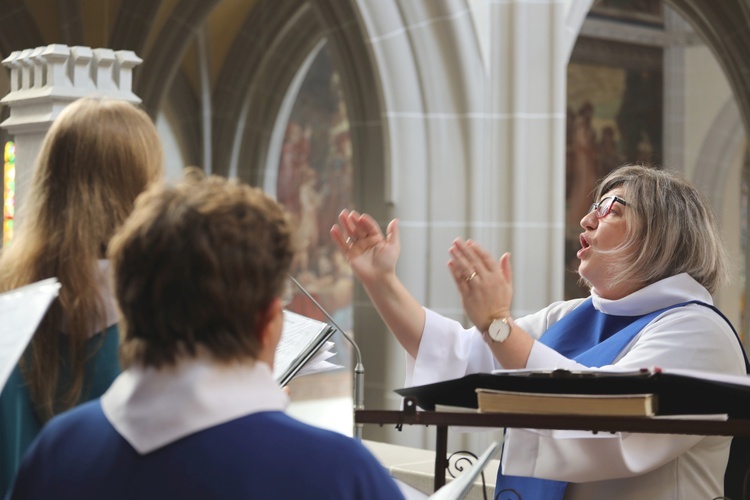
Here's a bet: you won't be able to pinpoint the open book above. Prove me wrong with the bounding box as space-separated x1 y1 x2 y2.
475 388 657 417
274 310 340 387
0 278 61 392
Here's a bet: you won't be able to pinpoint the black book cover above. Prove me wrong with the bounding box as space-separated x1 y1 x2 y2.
395 369 750 418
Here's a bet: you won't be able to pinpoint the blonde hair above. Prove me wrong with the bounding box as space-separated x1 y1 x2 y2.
584 164 728 294
0 97 163 420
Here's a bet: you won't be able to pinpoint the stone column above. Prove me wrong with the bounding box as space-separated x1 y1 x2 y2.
352 0 567 453
0 44 142 228
487 0 567 316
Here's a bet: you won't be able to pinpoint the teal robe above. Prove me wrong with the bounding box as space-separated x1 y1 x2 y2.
0 324 120 495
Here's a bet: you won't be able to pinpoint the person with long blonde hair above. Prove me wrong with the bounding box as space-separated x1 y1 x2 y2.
0 96 163 494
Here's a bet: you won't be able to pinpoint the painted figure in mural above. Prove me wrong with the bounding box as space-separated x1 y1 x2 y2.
616 70 662 164
0 97 164 495
331 164 747 499
277 121 311 218
6 173 405 500
596 125 625 181
277 52 356 334
567 101 599 235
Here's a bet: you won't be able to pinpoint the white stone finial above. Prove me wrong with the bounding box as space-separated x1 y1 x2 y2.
91 48 116 93
17 49 33 91
69 46 95 91
2 51 23 92
113 50 142 93
29 46 46 89
40 44 72 90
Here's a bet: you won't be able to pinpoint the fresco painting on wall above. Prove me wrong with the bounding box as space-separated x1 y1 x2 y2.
565 37 663 299
276 44 354 336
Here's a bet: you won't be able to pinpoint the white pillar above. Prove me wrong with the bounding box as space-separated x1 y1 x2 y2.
487 0 567 316
0 44 143 227
350 0 568 452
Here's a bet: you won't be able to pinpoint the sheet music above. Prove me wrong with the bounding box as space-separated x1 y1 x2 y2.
295 341 339 377
274 311 341 384
0 278 61 391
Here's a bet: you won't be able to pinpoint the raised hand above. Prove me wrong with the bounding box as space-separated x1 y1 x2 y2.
448 239 513 332
330 209 400 285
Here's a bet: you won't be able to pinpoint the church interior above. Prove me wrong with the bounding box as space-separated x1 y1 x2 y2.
2 0 750 496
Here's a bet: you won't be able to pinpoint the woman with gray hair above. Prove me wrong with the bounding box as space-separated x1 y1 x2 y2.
332 164 748 499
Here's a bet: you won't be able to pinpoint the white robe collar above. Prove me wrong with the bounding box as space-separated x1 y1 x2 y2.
95 259 120 331
60 260 119 337
590 273 712 316
101 357 289 454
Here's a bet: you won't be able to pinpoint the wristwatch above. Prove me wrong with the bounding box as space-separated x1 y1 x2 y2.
486 316 514 343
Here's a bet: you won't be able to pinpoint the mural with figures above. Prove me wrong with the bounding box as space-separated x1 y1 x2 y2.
276 44 354 338
565 36 663 299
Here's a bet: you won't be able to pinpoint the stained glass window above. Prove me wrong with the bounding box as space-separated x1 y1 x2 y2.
3 141 14 245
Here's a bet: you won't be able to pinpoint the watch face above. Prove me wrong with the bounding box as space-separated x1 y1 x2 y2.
489 318 511 343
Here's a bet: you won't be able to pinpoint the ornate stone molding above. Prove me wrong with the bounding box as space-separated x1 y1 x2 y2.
1 44 142 134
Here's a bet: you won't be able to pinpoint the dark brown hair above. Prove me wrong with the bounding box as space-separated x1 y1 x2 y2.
109 172 295 367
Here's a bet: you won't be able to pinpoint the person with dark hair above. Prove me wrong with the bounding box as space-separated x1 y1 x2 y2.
0 97 163 494
332 164 748 499
7 173 403 500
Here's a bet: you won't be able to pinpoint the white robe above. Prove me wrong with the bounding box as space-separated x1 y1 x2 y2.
407 273 747 499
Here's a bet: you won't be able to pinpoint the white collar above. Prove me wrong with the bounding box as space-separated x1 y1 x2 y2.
101 357 289 454
591 273 712 316
96 259 119 331
60 260 119 337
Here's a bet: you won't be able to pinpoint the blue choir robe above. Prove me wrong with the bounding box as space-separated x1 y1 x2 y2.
7 358 404 500
495 298 750 499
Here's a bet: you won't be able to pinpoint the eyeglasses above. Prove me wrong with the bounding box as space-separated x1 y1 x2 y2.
589 196 628 219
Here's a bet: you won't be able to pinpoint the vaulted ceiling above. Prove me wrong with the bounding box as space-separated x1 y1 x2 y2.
0 0 749 172
666 0 750 134
0 0 374 180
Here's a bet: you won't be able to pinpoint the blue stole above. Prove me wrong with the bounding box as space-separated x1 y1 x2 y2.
494 298 709 500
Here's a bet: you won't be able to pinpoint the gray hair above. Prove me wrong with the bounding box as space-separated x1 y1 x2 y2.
585 164 728 294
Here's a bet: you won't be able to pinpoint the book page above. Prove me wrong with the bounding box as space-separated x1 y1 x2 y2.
662 368 750 387
490 367 650 377
295 341 341 377
0 278 61 391
489 366 750 388
434 404 478 413
274 311 337 385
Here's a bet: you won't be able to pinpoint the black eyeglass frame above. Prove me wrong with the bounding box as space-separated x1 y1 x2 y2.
589 195 628 219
